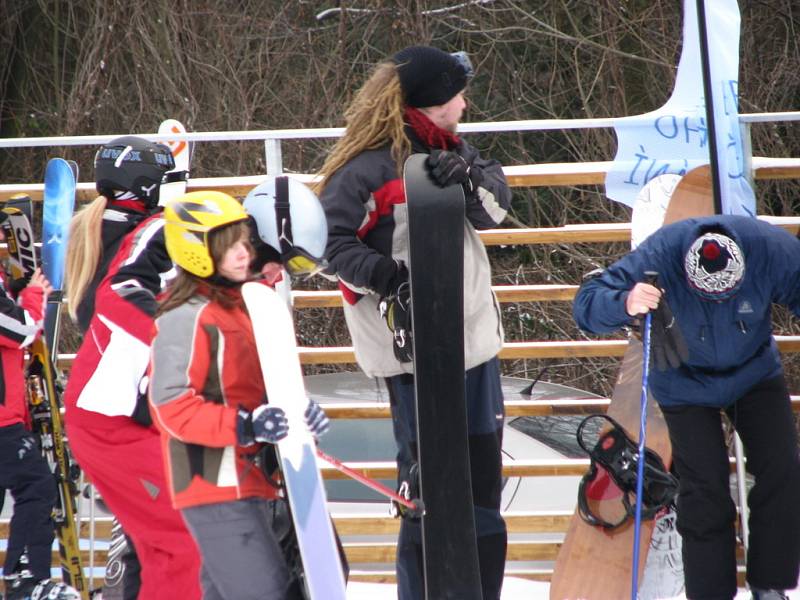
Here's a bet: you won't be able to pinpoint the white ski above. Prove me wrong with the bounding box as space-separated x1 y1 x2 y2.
157 118 191 206
241 281 346 600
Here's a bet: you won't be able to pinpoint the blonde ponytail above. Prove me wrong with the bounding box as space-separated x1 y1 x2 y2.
65 196 108 320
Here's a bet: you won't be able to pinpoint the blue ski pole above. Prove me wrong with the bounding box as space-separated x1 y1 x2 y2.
631 273 657 599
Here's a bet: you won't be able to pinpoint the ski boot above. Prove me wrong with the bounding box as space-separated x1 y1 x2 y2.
751 590 789 600
3 573 81 600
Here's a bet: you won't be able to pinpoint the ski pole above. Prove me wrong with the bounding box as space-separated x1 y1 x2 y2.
315 448 420 512
631 275 656 600
734 433 749 552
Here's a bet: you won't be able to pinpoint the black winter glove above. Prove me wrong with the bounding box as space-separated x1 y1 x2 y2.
426 149 471 188
6 274 31 297
379 274 413 363
131 375 153 427
390 462 421 520
644 272 689 371
370 257 406 298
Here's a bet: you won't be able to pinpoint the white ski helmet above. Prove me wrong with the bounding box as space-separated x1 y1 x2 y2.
243 176 328 277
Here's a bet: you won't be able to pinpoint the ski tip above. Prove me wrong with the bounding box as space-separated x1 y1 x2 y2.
158 119 190 161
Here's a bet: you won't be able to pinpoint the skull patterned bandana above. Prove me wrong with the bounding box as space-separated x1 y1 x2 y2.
684 232 745 300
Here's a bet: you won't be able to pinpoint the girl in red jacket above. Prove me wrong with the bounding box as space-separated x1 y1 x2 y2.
150 190 330 600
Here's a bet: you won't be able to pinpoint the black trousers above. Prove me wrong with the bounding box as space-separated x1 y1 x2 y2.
0 423 56 580
662 375 800 600
386 357 507 600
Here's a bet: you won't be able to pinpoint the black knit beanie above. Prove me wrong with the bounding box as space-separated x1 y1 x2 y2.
392 45 470 108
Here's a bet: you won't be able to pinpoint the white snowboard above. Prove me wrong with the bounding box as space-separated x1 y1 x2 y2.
630 173 682 250
241 281 346 600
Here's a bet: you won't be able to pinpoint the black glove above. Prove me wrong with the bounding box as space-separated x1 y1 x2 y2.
237 405 289 446
131 375 153 427
390 462 421 519
378 274 413 363
370 257 406 298
426 149 471 188
6 274 31 296
644 272 689 371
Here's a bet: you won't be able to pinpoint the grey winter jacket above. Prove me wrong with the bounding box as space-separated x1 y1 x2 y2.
321 133 510 378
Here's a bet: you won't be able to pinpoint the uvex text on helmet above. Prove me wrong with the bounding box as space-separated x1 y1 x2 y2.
95 135 175 208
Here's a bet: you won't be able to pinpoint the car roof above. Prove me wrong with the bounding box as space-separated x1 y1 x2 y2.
304 372 603 405
305 371 603 458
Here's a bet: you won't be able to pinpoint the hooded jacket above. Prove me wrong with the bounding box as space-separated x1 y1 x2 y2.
573 215 800 407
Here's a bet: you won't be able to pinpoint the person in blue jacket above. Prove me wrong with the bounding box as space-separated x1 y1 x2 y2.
573 215 800 600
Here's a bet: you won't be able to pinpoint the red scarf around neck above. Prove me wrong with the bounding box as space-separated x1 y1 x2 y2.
404 107 461 151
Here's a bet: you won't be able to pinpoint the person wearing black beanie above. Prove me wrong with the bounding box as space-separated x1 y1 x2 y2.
393 45 473 109
316 45 510 600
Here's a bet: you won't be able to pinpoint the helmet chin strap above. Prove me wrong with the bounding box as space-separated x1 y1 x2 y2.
204 272 241 288
274 175 294 260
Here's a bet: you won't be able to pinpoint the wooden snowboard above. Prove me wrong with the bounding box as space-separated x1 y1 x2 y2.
550 166 713 600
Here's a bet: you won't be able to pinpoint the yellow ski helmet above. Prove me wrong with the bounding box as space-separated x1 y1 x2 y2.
163 191 248 277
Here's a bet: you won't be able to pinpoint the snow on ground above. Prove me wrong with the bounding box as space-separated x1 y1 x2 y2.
345 578 800 599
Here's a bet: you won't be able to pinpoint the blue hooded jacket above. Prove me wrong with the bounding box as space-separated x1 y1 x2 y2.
573 215 800 408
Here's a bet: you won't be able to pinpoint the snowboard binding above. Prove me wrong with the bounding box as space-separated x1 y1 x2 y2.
576 414 678 530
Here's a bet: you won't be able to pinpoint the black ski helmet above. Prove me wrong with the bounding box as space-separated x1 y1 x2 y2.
95 136 176 208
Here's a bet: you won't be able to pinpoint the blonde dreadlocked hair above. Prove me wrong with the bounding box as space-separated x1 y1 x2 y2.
314 61 410 194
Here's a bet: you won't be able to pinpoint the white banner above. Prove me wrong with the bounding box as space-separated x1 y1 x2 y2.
605 0 755 216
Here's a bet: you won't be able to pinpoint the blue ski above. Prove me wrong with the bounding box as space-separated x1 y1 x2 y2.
42 158 77 355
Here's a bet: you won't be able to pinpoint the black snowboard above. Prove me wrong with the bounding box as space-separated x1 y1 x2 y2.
403 153 481 599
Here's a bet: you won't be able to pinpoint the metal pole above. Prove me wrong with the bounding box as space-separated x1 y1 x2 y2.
631 311 653 599
695 0 723 214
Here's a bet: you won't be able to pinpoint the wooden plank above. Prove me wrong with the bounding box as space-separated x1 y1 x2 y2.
342 540 562 564
52 336 800 368
0 511 576 540
3 156 799 201
330 511 574 536
291 284 579 308
478 224 631 245
321 398 611 420
312 396 800 419
318 458 591 480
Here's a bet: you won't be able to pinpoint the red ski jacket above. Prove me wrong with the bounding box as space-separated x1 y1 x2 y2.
149 285 280 509
63 212 172 429
0 277 45 429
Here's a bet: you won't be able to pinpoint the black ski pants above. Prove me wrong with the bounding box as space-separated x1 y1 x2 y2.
662 374 800 600
386 357 507 600
0 423 56 580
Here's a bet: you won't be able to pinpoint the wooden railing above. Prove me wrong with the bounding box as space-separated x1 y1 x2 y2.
2 155 800 202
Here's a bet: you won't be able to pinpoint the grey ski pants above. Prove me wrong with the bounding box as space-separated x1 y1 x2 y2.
181 497 292 600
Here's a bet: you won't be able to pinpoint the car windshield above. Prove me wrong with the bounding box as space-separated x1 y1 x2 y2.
507 415 596 459
318 417 397 502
